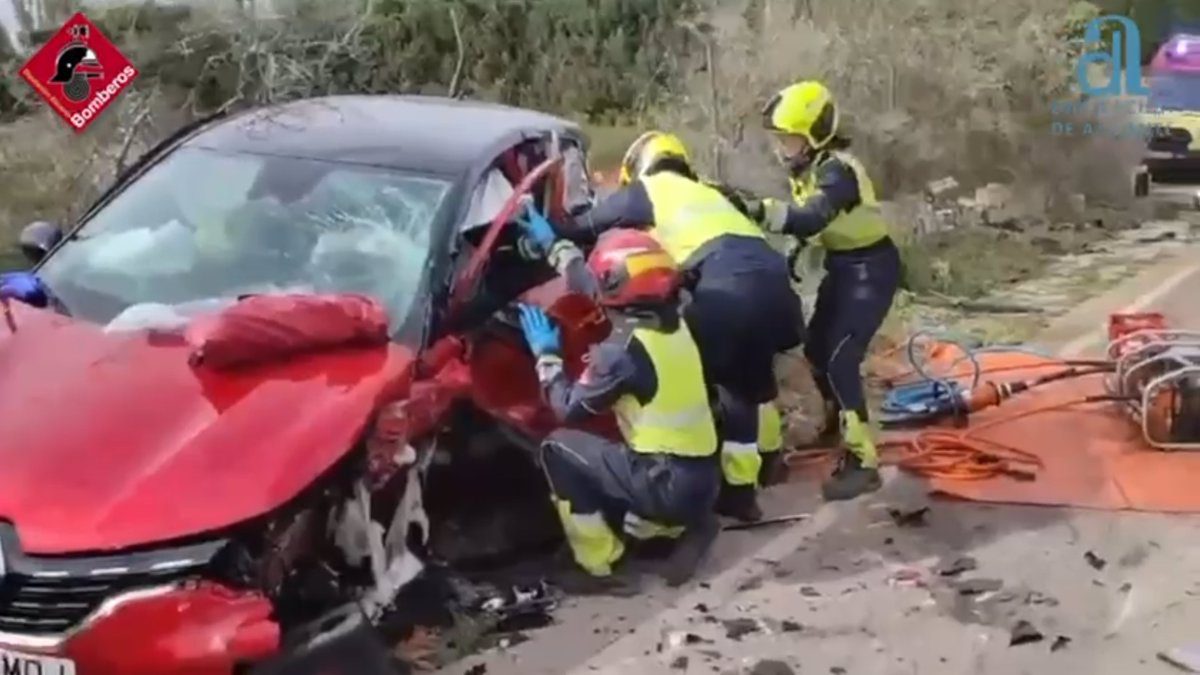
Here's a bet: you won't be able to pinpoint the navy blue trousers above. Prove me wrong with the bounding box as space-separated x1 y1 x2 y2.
805 237 901 420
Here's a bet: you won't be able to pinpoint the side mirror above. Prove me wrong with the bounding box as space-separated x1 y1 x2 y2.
18 221 63 264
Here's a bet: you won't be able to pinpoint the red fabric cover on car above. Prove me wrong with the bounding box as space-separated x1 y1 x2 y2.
186 293 390 369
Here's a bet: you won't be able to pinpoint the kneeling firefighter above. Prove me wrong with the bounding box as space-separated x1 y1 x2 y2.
555 132 804 523
751 80 901 501
515 211 724 591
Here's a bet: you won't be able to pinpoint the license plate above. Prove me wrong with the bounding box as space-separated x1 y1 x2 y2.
0 649 75 675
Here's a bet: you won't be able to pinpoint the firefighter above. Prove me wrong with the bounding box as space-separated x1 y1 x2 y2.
515 207 723 592
750 80 901 501
554 132 804 523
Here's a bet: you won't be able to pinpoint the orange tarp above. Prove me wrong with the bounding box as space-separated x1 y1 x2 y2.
791 349 1200 513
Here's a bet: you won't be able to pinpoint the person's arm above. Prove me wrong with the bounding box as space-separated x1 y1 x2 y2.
537 333 656 424
556 182 656 242
764 158 862 239
544 239 600 298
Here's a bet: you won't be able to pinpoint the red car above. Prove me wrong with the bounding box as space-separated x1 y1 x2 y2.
0 95 616 674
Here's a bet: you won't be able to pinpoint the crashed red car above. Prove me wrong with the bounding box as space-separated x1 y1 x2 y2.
0 95 617 674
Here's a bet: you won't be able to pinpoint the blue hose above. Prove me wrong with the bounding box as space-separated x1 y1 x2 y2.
879 330 1052 426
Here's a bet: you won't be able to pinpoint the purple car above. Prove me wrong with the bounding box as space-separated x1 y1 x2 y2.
1151 34 1200 73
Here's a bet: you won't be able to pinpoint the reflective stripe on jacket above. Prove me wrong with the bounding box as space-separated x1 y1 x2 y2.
613 321 719 458
789 150 888 252
641 172 765 267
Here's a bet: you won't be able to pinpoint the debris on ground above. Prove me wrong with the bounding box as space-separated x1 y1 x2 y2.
936 556 978 577
800 586 822 597
887 506 930 527
394 626 440 671
722 618 761 641
1024 591 1059 607
750 659 796 675
888 567 928 588
670 656 689 670
1051 636 1072 652
1159 644 1200 672
723 513 810 531
1009 620 1044 646
665 631 713 650
952 578 1003 596
737 576 765 592
1083 550 1107 571
781 620 803 632
465 664 487 675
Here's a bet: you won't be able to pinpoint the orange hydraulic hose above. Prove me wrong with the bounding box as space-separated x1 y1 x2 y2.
784 396 1123 482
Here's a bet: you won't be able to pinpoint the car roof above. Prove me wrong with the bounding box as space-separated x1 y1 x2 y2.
181 95 585 177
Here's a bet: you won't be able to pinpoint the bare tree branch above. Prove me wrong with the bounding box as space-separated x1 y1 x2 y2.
114 101 154 176
448 6 465 98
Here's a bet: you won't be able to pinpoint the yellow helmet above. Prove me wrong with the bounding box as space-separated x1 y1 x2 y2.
618 131 692 186
762 81 839 149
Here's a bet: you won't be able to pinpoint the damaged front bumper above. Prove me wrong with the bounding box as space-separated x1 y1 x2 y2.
0 582 279 675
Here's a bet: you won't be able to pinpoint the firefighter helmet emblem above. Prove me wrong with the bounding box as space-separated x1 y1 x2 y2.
49 24 102 103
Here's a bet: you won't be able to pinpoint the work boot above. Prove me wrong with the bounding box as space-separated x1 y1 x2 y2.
820 451 882 502
715 484 763 523
661 515 720 587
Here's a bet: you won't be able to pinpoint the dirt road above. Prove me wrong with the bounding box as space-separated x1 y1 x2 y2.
444 243 1200 675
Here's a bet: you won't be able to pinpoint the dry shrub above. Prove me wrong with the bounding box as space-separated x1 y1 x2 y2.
659 0 1141 209
0 93 186 271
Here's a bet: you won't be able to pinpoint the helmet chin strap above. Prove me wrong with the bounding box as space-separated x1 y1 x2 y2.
780 145 818 176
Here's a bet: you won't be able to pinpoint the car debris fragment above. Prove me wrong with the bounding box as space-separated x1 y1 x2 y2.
1083 550 1107 570
671 656 690 670
1009 620 1044 646
723 513 810 532
952 578 1003 596
1024 590 1060 607
722 618 761 641
751 660 796 675
1051 636 1072 652
936 556 978 577
887 506 930 527
887 567 927 588
1159 644 1200 672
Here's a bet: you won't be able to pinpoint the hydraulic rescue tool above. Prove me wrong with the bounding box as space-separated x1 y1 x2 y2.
1105 312 1200 450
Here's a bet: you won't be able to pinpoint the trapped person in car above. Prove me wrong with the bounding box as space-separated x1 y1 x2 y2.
515 210 723 593
551 132 804 524
744 80 901 502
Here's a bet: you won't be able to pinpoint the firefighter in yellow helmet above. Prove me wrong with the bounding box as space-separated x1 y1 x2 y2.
553 131 804 523
748 81 900 502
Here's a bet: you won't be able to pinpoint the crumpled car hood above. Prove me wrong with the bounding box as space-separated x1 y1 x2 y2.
0 303 412 554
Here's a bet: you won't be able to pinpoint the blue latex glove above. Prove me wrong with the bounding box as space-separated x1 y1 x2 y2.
517 200 557 254
518 303 561 357
0 271 47 306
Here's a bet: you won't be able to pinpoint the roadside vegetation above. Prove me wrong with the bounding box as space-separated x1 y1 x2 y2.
0 0 1166 305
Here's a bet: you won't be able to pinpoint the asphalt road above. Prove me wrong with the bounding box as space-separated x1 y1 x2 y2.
446 240 1200 675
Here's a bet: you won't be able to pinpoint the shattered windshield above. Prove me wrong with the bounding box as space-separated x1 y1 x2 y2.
1148 73 1200 112
36 147 451 334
